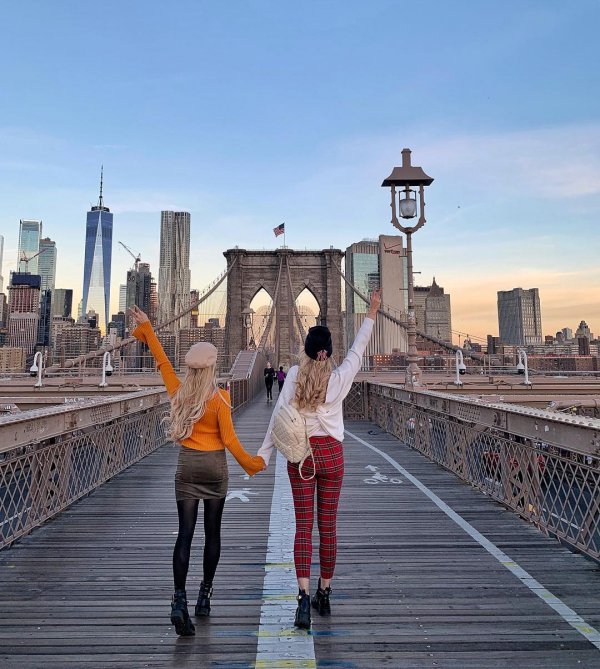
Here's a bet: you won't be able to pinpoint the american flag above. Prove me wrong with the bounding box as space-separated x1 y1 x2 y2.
273 223 285 237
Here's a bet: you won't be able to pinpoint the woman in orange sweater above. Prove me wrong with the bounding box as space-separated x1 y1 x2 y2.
130 305 265 636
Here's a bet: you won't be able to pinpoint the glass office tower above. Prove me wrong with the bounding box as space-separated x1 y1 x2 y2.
17 220 42 273
82 169 113 333
38 237 57 293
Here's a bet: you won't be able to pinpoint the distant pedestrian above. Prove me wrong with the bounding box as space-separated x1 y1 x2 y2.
258 290 381 630
276 366 286 394
264 362 275 401
129 305 265 637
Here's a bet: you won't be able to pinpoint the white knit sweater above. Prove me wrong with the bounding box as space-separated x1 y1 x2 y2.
257 317 374 466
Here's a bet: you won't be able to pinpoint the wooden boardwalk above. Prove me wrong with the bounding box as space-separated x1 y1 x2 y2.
1 398 600 668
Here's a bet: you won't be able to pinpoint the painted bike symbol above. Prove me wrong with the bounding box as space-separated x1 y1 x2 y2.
363 465 403 485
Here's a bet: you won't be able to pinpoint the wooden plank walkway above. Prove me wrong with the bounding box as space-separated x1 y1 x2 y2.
1 398 600 668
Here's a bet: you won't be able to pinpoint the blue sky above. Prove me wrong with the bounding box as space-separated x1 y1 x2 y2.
1 0 599 340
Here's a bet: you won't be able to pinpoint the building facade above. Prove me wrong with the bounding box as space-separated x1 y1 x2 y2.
17 220 42 274
38 237 57 293
158 211 191 329
50 315 75 350
118 284 127 313
54 323 102 366
0 292 7 328
497 287 542 346
344 236 408 357
126 262 153 315
414 278 452 343
179 322 227 370
0 234 4 292
7 273 41 355
0 347 26 373
82 172 113 333
51 289 73 319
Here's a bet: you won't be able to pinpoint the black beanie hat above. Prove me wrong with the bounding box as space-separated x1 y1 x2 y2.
304 325 333 360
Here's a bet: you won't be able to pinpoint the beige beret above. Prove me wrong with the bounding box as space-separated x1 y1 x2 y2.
185 342 218 369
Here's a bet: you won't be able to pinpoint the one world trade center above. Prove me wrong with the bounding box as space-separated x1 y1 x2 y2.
82 168 113 333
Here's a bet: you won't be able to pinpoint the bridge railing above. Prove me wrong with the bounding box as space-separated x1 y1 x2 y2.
345 381 600 561
0 378 251 550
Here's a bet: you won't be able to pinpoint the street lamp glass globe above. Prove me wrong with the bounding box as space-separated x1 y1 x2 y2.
399 192 417 218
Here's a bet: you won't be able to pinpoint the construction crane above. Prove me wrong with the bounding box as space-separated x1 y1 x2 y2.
119 241 142 271
20 248 47 273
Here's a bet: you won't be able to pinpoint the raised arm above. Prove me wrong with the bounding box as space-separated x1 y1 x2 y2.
129 306 181 395
336 289 380 379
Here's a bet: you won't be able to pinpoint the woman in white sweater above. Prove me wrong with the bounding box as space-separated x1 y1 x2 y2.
258 290 380 629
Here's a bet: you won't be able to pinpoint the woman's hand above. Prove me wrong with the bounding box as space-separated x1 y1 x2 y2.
128 305 150 326
367 289 381 318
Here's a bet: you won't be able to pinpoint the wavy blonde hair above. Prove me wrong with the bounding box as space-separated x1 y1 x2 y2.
294 351 334 411
166 365 224 443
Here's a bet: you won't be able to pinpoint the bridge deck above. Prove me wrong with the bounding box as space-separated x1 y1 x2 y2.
1 399 600 668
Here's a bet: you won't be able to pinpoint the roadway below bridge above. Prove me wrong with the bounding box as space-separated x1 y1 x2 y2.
1 399 600 668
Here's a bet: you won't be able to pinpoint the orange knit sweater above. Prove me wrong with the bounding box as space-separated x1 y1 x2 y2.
132 321 264 476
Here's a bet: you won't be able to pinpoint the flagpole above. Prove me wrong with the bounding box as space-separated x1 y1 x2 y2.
283 222 286 249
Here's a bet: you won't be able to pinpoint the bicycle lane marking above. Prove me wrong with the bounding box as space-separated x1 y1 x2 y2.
345 428 600 652
255 450 316 669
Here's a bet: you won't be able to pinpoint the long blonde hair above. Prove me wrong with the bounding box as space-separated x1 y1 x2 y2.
294 351 334 411
166 365 222 442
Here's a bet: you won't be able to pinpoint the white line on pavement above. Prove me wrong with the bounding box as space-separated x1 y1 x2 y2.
255 451 316 669
345 429 600 652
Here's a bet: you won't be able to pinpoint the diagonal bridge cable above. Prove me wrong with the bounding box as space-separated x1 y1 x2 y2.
45 257 238 373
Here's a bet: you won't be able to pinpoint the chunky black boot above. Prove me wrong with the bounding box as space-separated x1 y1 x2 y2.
195 581 213 617
171 590 195 636
294 589 311 629
311 579 331 616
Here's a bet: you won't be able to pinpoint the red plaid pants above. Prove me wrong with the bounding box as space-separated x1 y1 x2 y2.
287 436 344 580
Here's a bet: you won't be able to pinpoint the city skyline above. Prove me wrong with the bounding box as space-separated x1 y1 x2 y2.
1 2 598 339
0 205 597 344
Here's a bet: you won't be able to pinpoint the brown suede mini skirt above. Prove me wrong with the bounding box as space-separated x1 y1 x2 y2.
174 446 229 501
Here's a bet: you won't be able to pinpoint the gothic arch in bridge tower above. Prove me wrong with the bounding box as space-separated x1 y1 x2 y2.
295 285 321 332
248 286 274 351
224 248 344 367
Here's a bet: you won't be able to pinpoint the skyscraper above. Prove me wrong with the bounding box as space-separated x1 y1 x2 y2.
118 284 127 313
497 287 542 346
7 273 41 355
345 235 408 357
413 278 452 343
51 289 73 319
17 220 42 273
0 234 4 292
82 169 113 333
158 211 191 329
38 237 57 293
126 262 153 315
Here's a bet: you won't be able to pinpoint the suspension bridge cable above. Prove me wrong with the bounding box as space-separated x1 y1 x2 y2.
45 258 238 372
257 255 284 352
333 263 484 361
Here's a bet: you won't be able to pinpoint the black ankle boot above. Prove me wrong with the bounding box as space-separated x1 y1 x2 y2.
195 581 213 617
294 589 311 629
171 589 195 636
311 579 331 616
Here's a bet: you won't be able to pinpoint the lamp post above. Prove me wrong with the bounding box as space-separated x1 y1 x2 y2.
516 349 532 386
382 148 434 388
99 351 113 388
30 351 43 388
454 349 467 386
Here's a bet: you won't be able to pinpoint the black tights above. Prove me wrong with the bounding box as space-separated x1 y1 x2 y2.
172 497 226 591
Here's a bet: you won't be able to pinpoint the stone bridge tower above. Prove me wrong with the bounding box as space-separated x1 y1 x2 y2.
224 248 344 367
